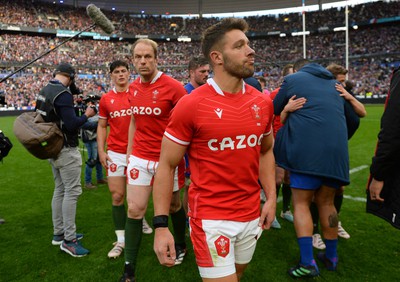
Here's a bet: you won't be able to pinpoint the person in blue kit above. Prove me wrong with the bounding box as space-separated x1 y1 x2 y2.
35 62 96 257
273 59 358 278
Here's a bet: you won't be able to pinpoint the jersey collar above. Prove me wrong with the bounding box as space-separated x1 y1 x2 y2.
207 78 245 96
112 87 129 94
140 71 163 84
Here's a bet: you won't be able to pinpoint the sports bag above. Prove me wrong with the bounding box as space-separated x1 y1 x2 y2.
13 111 64 159
0 130 13 161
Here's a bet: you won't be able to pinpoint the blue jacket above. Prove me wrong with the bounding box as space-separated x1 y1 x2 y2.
273 63 350 184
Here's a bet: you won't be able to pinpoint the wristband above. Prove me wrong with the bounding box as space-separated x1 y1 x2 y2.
153 215 168 229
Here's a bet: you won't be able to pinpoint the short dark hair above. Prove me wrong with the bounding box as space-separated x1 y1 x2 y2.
326 63 348 78
256 76 266 84
109 60 129 73
188 56 209 72
201 18 249 63
293 59 310 72
282 64 294 77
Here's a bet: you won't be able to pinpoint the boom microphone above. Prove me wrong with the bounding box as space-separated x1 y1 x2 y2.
86 4 115 34
0 4 115 84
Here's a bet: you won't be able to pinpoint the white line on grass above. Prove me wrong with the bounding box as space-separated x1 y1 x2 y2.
349 165 369 174
344 195 367 202
276 165 370 203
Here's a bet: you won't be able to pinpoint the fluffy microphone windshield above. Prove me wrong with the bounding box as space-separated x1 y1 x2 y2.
86 4 115 34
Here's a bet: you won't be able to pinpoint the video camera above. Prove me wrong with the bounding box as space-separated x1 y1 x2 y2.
82 94 101 104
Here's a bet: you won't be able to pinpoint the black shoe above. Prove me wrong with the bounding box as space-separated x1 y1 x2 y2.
288 263 319 278
120 263 135 282
119 273 135 282
317 252 338 271
174 244 187 265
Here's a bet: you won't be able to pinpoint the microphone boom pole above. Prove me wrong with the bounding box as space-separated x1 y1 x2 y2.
0 23 96 84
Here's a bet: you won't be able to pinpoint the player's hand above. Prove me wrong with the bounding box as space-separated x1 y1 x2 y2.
98 151 111 169
259 196 276 230
283 95 307 113
154 228 176 267
84 106 96 118
336 83 353 101
369 178 384 202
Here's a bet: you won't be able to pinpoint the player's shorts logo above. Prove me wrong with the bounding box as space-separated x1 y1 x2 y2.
214 235 230 258
130 168 139 180
110 163 117 172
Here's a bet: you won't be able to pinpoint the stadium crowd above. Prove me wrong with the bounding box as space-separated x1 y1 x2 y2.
1 0 399 34
0 0 399 108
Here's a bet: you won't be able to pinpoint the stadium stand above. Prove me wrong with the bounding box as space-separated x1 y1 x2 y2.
0 0 399 109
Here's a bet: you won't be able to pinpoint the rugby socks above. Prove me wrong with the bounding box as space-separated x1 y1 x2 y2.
334 194 343 214
325 239 338 262
276 184 281 197
282 183 292 212
298 237 317 267
116 230 125 243
112 204 126 230
124 218 143 271
170 206 187 247
310 202 320 234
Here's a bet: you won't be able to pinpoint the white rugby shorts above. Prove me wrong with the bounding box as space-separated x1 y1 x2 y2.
127 155 184 191
189 217 263 279
106 150 127 177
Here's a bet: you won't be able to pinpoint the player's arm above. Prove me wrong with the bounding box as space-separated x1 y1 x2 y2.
126 115 136 164
153 136 187 267
258 132 276 230
97 118 111 169
370 69 400 201
336 83 366 117
280 95 307 124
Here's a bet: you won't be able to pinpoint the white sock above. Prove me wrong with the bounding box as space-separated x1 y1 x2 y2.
115 230 125 243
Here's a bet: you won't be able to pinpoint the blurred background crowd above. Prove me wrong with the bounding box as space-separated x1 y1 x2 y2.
0 0 399 109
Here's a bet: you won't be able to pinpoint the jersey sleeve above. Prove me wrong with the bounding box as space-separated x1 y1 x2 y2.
164 95 195 146
171 80 187 107
98 95 108 120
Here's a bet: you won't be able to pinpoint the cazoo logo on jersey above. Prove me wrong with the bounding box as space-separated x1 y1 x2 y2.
110 107 133 118
109 106 162 118
132 106 162 116
208 134 264 151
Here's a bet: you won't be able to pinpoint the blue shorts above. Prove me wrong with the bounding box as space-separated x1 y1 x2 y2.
290 172 343 190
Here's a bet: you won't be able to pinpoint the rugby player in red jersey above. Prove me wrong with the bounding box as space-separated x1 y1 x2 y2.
153 18 276 281
98 60 153 260
119 39 187 282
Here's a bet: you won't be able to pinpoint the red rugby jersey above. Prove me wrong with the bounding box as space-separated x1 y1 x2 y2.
98 88 132 154
165 78 273 221
129 72 186 161
269 87 283 138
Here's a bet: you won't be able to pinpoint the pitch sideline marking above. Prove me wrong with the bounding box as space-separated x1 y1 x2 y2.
349 165 369 174
276 165 369 203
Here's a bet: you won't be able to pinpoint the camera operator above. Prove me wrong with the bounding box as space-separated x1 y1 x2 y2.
80 93 107 189
35 62 95 257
